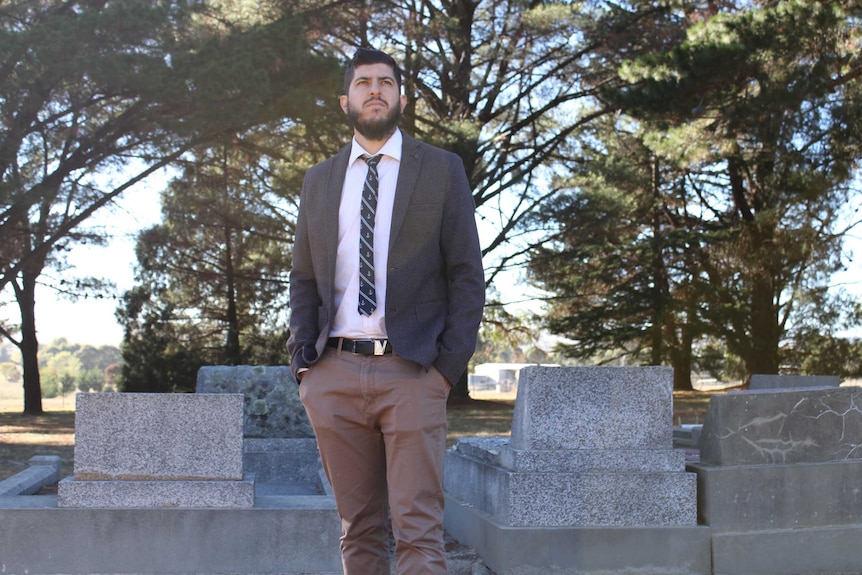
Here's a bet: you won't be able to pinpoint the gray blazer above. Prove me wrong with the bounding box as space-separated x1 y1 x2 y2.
287 133 485 385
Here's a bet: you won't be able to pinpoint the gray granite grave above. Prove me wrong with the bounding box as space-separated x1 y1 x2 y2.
58 392 254 508
444 366 710 574
2 389 342 574
691 385 862 574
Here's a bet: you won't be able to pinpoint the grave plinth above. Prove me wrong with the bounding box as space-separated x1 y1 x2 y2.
444 366 710 574
58 393 254 508
691 386 862 574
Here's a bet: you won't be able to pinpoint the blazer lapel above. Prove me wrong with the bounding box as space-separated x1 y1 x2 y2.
389 135 422 250
320 145 350 290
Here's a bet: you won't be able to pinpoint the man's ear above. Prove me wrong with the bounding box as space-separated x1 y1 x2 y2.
400 94 407 112
339 95 349 114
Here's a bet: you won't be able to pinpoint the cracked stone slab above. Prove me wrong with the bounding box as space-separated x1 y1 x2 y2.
700 386 862 466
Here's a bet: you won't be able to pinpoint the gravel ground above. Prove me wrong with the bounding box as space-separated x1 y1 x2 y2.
442 531 495 574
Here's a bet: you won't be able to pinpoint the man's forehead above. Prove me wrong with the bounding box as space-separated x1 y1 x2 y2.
352 63 397 82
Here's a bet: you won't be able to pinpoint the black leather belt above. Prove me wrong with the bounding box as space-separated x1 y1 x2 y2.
327 337 392 356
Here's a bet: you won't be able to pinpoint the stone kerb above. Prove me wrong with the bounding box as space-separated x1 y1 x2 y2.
0 455 60 496
58 392 253 508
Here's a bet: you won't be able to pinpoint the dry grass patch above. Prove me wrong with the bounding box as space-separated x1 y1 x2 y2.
447 397 514 447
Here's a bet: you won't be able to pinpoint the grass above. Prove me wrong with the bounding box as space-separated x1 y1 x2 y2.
0 382 715 483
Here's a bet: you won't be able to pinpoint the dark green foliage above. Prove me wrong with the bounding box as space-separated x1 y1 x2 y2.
532 0 862 386
117 143 294 392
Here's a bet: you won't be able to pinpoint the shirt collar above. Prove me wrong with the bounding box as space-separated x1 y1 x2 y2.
349 129 403 166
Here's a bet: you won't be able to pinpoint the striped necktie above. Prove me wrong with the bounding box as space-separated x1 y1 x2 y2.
359 154 382 316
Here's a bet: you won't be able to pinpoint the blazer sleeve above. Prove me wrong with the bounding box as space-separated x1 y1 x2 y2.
286 168 324 380
434 152 486 384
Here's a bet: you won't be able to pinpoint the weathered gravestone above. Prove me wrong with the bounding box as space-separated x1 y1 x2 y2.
444 366 710 574
195 365 313 438
196 365 325 495
692 386 862 575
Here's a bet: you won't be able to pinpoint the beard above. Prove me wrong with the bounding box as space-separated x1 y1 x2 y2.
346 98 401 141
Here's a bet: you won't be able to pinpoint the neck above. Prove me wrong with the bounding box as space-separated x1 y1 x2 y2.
354 128 396 155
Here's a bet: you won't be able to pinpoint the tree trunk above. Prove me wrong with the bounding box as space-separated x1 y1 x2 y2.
747 269 780 375
16 268 43 415
672 345 694 391
649 157 666 366
223 223 241 365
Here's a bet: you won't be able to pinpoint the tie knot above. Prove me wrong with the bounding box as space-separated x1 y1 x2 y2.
362 154 382 168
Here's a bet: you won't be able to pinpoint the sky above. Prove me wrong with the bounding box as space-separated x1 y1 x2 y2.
4 174 862 349
17 179 166 348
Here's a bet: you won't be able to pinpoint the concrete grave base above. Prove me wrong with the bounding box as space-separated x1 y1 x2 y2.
0 494 342 575
712 525 862 575
691 459 862 530
444 493 712 575
445 440 697 527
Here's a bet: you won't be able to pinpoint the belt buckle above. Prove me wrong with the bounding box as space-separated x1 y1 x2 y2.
373 340 387 356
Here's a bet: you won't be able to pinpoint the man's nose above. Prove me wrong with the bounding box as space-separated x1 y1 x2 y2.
369 79 388 94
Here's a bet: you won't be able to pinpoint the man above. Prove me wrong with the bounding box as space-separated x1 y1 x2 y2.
287 48 485 575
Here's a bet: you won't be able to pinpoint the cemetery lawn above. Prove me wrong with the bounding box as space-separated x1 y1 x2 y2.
0 391 714 482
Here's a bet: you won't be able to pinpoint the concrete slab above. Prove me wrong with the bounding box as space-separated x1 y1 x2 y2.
0 495 341 574
700 386 862 466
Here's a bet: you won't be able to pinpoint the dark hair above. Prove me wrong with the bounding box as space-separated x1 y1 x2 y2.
343 48 402 95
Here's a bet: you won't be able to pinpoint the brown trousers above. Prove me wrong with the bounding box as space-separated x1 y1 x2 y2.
299 348 450 575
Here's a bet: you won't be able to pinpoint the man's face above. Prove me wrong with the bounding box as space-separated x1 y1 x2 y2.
340 63 407 142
